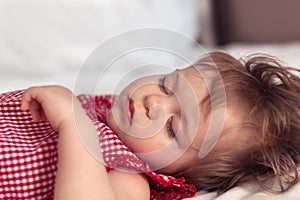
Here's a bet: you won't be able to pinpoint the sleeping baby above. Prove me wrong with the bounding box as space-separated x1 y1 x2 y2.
0 51 299 199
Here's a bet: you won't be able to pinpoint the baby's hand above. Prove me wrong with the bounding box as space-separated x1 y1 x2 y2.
21 85 77 132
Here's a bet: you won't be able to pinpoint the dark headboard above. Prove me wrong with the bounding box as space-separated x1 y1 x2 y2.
208 0 300 46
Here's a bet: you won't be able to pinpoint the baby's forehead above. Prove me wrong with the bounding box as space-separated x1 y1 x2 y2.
178 66 212 89
180 65 222 89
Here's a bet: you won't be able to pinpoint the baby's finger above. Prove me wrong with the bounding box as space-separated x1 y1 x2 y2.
30 107 43 122
28 100 46 122
20 97 30 111
21 87 40 111
21 88 34 110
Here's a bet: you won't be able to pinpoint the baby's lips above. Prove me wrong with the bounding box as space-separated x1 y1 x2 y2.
129 98 135 119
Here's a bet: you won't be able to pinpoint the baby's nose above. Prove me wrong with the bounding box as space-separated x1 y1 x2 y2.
144 94 160 108
144 94 179 119
144 95 162 118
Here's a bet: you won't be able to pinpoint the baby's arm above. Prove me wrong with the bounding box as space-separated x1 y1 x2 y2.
21 86 149 200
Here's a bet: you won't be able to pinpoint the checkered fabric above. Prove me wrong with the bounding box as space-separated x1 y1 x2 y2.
0 90 196 200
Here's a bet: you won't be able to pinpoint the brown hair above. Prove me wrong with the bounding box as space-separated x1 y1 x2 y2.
175 52 300 194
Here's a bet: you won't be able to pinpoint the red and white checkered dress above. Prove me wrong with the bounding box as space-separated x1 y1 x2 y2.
0 90 196 200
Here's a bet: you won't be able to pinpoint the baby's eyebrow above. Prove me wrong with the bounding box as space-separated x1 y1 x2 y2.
164 70 179 90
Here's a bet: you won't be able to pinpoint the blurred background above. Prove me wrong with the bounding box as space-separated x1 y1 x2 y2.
0 0 200 93
0 0 300 94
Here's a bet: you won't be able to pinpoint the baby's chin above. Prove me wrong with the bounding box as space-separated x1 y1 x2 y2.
106 112 132 147
106 111 119 133
106 111 112 124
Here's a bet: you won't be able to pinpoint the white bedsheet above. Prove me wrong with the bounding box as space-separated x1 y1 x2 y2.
187 181 300 200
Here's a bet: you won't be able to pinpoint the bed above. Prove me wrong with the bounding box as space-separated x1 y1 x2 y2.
0 0 300 199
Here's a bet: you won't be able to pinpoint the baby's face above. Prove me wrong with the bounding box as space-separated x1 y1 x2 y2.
107 66 215 173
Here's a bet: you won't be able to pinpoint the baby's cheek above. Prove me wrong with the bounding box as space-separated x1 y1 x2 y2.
132 114 150 127
122 134 170 154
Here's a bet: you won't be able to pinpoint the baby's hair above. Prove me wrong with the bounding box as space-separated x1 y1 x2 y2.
175 52 300 194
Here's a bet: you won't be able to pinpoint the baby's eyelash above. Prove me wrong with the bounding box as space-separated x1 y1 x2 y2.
159 77 172 95
166 117 176 138
159 77 167 94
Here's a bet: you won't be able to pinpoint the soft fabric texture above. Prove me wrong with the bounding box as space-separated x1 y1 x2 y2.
0 90 196 200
